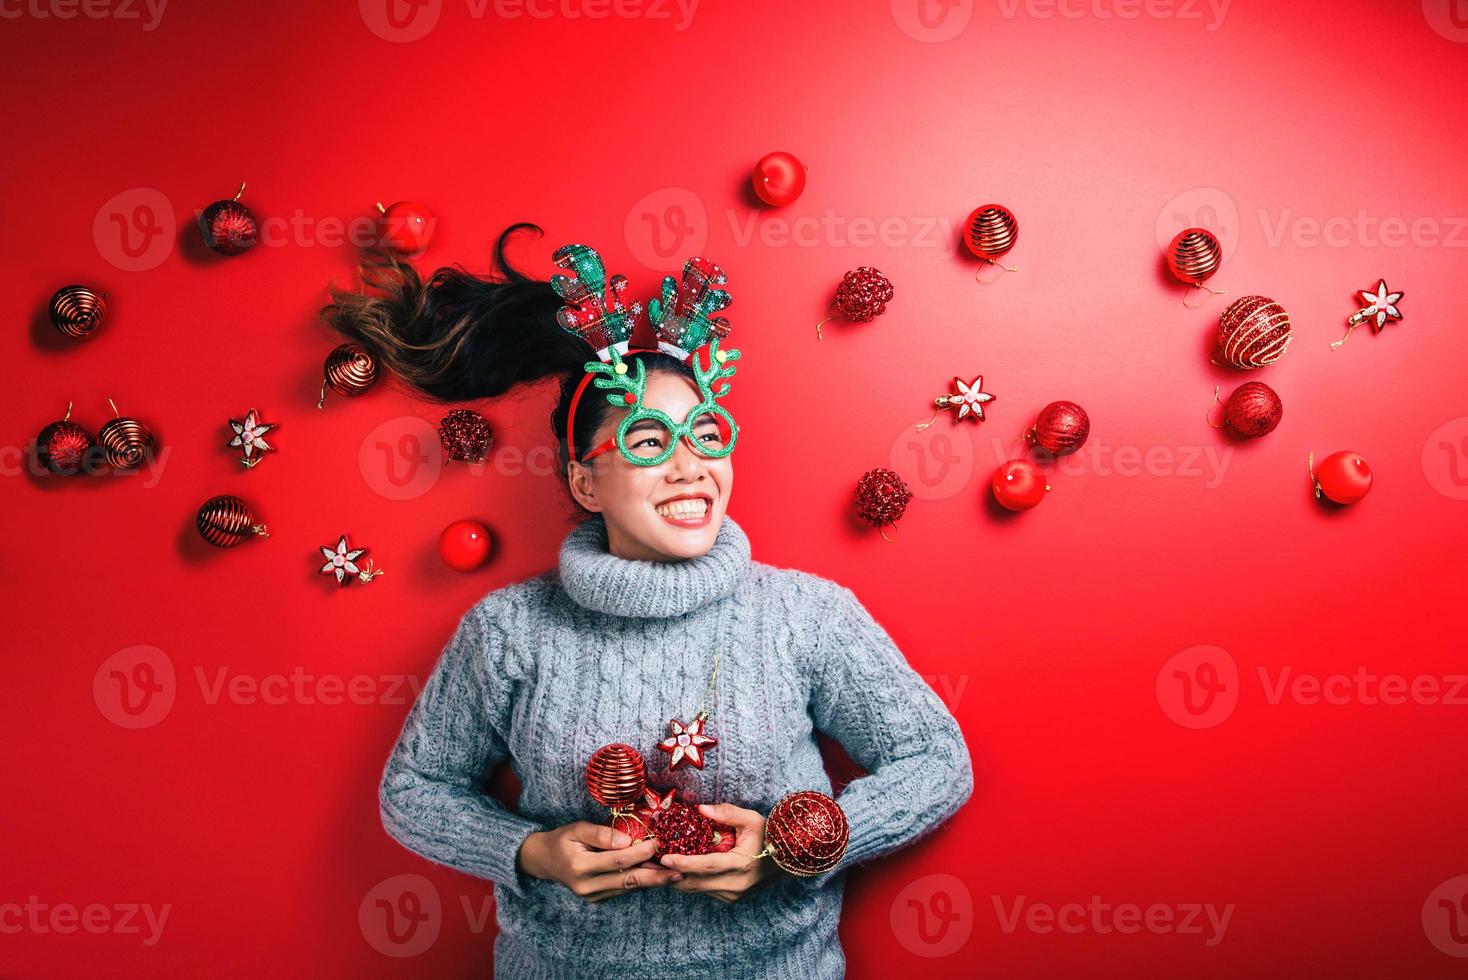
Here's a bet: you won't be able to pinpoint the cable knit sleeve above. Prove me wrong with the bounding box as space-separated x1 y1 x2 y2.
378 601 545 899
796 583 974 889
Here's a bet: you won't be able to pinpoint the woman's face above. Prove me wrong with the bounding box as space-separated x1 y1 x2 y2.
567 369 734 562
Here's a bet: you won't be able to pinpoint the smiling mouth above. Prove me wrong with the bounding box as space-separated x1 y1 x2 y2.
654 497 712 527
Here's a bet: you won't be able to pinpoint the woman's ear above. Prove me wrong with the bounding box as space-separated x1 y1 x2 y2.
566 459 602 512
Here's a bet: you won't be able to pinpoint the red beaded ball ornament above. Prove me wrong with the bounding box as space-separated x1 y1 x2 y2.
439 408 493 462
1221 382 1282 438
855 467 913 538
762 791 850 877
584 744 647 810
199 181 258 256
992 459 1049 511
1028 401 1090 456
317 343 380 408
34 402 95 476
48 285 108 339
634 787 737 858
196 495 270 548
1216 295 1292 369
1310 451 1372 505
817 267 894 338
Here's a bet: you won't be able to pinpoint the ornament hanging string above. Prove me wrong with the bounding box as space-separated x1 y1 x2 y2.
1205 386 1225 428
1183 283 1226 310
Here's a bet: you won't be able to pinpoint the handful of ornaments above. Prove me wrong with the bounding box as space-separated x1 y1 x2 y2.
585 744 850 876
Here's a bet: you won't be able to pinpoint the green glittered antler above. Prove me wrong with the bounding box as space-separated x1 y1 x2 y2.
588 347 647 409
689 336 741 411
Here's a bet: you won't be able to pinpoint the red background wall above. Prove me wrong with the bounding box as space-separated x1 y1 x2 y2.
4 1 1468 976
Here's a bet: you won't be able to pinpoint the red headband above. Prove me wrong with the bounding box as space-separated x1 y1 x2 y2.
565 346 661 466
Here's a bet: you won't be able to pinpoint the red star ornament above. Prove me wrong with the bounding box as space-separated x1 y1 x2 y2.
657 714 718 770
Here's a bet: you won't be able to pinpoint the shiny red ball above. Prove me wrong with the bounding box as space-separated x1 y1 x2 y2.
35 419 95 475
752 151 806 207
584 744 647 809
855 467 913 528
963 204 1019 261
1223 382 1282 438
1314 451 1372 505
1166 227 1223 286
376 200 435 254
764 791 850 877
1029 401 1090 456
438 520 493 572
199 198 258 256
992 459 1049 511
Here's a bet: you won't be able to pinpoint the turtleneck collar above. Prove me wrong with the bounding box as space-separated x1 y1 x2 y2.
557 513 752 619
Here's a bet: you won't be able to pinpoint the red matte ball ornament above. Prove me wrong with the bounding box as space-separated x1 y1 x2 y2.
375 200 435 255
438 520 492 572
1310 451 1372 505
992 459 1049 511
752 151 806 207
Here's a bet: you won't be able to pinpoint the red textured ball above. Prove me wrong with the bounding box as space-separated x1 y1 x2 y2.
438 519 492 572
1216 295 1291 369
636 789 737 858
855 467 913 529
611 810 652 843
1029 401 1090 456
963 204 1019 261
48 285 108 339
764 791 850 877
584 744 647 809
1313 451 1372 505
35 419 95 475
1166 228 1222 286
439 409 493 462
752 151 806 207
199 183 258 256
195 495 269 548
1223 382 1282 438
834 267 894 323
992 459 1049 511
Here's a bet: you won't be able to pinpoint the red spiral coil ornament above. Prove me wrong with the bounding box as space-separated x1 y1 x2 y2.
762 791 850 877
196 495 270 548
964 204 1019 279
1166 228 1222 286
98 399 156 469
317 343 380 408
48 285 108 339
1215 295 1292 370
584 744 647 810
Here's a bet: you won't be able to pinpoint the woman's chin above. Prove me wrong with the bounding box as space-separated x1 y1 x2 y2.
648 513 721 559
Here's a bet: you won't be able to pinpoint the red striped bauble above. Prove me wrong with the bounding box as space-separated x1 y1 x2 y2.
196 495 270 548
584 744 647 810
764 791 850 877
317 343 380 408
1166 228 1222 286
1216 295 1291 369
48 285 108 339
98 401 156 469
963 204 1018 261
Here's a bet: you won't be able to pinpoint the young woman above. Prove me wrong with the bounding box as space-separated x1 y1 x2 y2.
324 224 973 978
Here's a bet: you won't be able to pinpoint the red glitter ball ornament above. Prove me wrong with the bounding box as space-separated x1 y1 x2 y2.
199 181 258 256
584 744 647 810
855 467 913 536
992 459 1049 511
635 787 737 858
1221 382 1282 438
817 267 893 338
762 791 850 877
1215 295 1292 369
1311 451 1372 505
1028 401 1090 456
34 402 95 476
438 409 493 462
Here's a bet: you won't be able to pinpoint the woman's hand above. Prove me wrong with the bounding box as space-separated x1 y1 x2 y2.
518 822 682 904
659 803 784 903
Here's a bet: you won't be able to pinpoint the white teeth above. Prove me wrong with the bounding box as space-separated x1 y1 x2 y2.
655 498 710 519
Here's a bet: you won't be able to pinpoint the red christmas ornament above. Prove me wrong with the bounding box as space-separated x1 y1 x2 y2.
438 408 493 462
611 810 653 843
760 791 850 877
1209 382 1282 438
228 408 275 468
1028 401 1090 456
375 200 435 255
635 787 737 858
992 459 1049 511
1215 295 1292 369
657 715 718 771
964 204 1019 280
48 285 108 340
816 267 894 338
585 744 648 811
317 343 380 408
196 495 269 548
97 398 156 470
438 519 493 572
318 534 383 587
1166 228 1225 307
33 402 95 476
1310 451 1372 505
752 151 806 207
854 467 913 539
199 181 258 256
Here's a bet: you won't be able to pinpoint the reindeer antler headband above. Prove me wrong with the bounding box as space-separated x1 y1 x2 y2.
553 245 742 468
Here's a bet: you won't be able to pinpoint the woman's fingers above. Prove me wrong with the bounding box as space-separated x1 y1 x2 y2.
567 821 633 851
696 802 763 829
577 837 660 875
658 849 759 875
580 864 681 902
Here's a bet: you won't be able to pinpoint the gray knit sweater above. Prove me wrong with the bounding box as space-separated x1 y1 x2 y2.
379 514 973 978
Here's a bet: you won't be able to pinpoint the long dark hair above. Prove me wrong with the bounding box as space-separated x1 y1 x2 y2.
320 223 692 484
